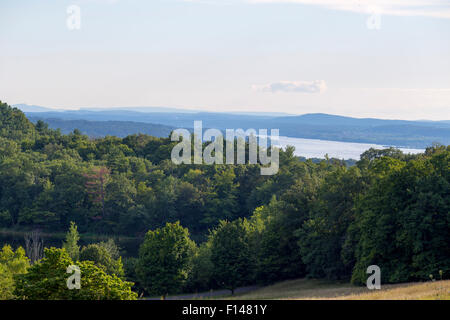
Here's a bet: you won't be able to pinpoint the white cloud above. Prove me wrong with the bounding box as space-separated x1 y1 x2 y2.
253 80 327 93
185 0 450 19
252 0 450 18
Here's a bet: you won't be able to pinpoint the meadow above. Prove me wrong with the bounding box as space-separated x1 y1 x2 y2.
228 279 450 300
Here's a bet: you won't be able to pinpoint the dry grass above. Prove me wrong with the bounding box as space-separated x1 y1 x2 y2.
331 280 450 300
228 278 450 300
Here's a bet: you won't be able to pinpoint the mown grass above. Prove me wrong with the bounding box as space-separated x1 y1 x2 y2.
227 278 450 300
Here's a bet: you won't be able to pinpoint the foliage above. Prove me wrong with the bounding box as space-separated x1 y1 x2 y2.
80 243 124 278
296 165 365 280
62 221 80 261
349 150 450 284
185 241 214 292
0 101 449 296
97 238 121 260
13 247 137 300
0 245 30 299
210 219 254 294
136 222 196 298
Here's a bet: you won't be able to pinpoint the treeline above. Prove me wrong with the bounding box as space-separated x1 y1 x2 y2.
0 101 356 240
27 116 175 138
134 142 448 297
1 101 449 298
0 227 136 300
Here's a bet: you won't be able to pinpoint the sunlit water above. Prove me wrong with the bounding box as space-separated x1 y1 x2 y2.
274 136 425 160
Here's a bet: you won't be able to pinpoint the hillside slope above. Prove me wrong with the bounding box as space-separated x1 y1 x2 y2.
27 117 176 138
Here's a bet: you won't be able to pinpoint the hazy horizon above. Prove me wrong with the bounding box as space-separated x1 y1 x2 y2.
1 0 450 120
12 103 450 122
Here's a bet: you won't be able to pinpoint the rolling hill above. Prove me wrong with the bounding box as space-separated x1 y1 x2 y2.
27 117 176 138
16 104 450 148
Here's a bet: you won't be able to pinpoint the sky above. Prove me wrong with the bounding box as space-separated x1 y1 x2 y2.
0 0 449 120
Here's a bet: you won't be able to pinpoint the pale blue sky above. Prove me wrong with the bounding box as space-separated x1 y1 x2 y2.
1 0 450 119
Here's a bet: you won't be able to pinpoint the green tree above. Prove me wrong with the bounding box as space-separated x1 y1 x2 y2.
210 219 253 294
62 221 80 261
136 222 196 299
296 165 365 280
203 166 239 226
349 150 450 284
80 243 124 278
0 245 30 299
0 101 35 141
186 240 214 292
255 184 313 285
98 238 121 260
14 247 137 300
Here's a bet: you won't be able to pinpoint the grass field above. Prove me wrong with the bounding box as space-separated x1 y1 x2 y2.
227 278 450 300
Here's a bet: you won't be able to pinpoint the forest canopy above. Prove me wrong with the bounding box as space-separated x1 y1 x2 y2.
0 100 449 298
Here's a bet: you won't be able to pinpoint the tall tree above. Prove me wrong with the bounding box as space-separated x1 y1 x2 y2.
210 219 253 294
349 151 450 284
62 221 80 261
296 165 365 280
136 222 196 299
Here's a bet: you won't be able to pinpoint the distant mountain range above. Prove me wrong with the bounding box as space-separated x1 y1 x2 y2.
14 104 293 117
15 104 450 148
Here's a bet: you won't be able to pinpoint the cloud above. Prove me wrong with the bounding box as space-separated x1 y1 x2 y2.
185 0 450 19
251 0 450 19
79 0 120 4
253 80 327 93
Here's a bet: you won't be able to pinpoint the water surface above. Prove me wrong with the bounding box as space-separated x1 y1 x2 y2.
276 136 425 159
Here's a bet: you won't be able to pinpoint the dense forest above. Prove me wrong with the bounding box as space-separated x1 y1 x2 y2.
0 101 449 299
27 116 175 138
